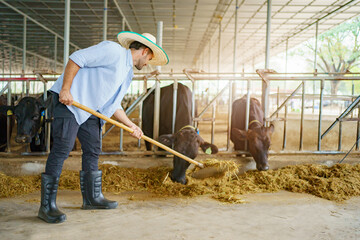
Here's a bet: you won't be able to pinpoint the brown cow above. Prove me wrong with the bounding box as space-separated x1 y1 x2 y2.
230 96 274 171
142 83 218 184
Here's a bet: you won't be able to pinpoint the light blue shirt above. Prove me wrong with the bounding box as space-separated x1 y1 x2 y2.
51 41 134 125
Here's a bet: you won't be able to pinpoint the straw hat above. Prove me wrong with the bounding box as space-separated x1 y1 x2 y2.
117 31 169 66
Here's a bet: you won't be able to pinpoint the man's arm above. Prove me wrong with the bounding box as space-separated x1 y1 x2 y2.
59 59 80 106
113 109 143 139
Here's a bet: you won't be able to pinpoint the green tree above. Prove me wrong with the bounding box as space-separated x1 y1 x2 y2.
305 17 360 95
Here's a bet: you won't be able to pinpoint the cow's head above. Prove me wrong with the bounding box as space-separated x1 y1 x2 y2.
159 128 218 185
231 124 274 171
0 96 52 144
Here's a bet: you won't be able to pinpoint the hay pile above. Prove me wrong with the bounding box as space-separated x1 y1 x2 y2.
0 172 40 198
1 163 360 203
190 158 240 180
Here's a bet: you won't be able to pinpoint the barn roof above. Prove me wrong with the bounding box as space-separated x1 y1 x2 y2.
0 0 359 73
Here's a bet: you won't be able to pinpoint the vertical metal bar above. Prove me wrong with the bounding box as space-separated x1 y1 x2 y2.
102 0 108 148
356 105 359 150
314 21 319 71
227 80 233 151
276 86 280 118
299 81 305 151
54 36 57 72
172 79 178 134
233 0 238 73
285 39 288 74
192 80 195 126
138 102 143 148
284 38 288 91
312 82 316 114
9 46 12 76
338 121 342 151
103 0 108 41
22 16 27 96
122 18 125 31
351 82 354 118
120 129 123 152
7 47 12 153
262 0 271 118
227 0 238 151
156 21 163 73
313 21 319 114
153 21 163 148
245 78 251 150
6 80 11 153
211 103 216 144
265 0 271 68
282 103 288 150
63 0 70 70
317 79 324 151
2 45 4 79
22 16 27 74
217 20 222 74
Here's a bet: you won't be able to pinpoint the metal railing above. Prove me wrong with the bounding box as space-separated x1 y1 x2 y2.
1 70 360 156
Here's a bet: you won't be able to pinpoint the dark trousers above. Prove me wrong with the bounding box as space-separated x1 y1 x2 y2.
45 93 101 177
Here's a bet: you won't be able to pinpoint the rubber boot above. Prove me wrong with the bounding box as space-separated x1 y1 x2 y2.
80 170 118 210
38 173 66 223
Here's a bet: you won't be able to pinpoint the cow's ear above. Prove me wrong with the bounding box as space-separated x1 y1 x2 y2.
231 128 247 140
37 95 52 109
158 134 175 148
200 141 218 155
197 135 218 154
0 105 15 116
267 124 275 135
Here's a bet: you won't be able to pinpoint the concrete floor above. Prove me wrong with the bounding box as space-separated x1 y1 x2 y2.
1 153 360 239
1 190 359 240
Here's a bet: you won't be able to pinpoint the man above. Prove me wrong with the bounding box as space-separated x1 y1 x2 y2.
38 32 169 224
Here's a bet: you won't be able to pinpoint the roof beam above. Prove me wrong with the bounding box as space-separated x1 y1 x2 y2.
0 40 63 67
112 0 133 31
0 0 80 49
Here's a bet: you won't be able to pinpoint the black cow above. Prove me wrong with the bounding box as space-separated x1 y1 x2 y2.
230 96 274 171
142 83 218 184
0 95 15 152
0 94 52 152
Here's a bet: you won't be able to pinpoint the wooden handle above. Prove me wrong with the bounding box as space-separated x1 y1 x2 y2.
72 101 204 168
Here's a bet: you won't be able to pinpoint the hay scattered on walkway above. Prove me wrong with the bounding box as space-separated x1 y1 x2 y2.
0 172 40 198
190 158 240 180
1 163 360 203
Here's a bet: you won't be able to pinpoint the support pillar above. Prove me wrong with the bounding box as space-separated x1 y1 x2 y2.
63 0 70 70
153 21 163 148
262 0 271 120
103 0 108 40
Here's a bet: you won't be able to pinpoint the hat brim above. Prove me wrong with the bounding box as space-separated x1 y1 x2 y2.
117 31 169 66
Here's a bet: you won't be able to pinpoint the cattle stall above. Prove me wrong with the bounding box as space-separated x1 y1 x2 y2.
1 71 359 157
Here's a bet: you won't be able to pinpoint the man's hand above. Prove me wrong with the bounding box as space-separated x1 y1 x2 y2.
129 124 143 139
59 59 80 106
113 109 143 139
59 89 73 105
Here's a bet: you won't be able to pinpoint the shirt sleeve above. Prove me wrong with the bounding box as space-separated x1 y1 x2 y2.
69 41 123 68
